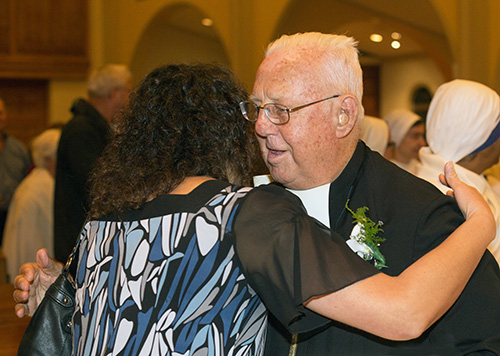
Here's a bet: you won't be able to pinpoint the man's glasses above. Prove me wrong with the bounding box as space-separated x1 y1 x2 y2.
239 94 340 125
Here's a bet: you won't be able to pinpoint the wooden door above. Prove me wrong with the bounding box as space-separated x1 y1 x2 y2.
0 79 48 147
362 65 380 117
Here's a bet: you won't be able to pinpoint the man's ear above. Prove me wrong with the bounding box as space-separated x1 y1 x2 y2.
335 95 359 139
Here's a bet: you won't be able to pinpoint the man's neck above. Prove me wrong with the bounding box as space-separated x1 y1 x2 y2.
88 97 113 123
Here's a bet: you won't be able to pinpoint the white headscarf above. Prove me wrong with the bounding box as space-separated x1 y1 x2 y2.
360 116 389 154
426 79 500 162
384 109 422 147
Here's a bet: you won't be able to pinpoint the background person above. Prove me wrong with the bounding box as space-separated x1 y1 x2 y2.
0 98 31 246
417 79 500 264
384 108 426 174
2 128 61 282
54 64 132 263
360 115 390 156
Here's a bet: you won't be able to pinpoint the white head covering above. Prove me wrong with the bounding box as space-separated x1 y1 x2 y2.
360 116 389 154
426 79 500 162
384 109 422 147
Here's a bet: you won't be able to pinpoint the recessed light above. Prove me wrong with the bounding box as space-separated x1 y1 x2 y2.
391 32 401 40
201 18 213 27
370 33 383 43
391 40 401 49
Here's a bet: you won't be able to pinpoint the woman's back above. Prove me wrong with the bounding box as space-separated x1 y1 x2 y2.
73 181 267 356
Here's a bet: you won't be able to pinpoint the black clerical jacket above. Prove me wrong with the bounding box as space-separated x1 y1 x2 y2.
265 141 500 355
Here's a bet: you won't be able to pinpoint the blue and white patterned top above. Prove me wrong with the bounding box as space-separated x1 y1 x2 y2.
72 180 378 356
73 182 266 356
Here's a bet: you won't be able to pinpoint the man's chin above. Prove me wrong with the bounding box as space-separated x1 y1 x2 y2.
268 168 288 186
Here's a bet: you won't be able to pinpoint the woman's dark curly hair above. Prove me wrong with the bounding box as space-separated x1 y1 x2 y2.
87 63 260 218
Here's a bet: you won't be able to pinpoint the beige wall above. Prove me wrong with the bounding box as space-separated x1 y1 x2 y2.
48 0 500 125
380 56 445 118
48 0 106 125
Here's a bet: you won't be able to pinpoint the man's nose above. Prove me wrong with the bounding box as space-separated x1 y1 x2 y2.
254 110 277 137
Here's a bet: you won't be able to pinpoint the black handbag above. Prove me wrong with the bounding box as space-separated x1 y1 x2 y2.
17 239 80 356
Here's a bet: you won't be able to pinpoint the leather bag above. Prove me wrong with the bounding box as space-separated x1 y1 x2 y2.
17 240 80 356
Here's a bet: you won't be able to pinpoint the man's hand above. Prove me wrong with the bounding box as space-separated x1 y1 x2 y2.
13 248 63 318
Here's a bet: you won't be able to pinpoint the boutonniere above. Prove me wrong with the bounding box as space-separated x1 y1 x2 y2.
345 201 387 270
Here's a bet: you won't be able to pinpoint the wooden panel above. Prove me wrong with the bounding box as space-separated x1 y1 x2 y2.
15 0 87 56
362 64 380 117
0 0 89 79
0 0 11 53
0 55 88 79
0 79 48 147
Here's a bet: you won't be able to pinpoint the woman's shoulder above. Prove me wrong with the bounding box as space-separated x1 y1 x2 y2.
237 183 308 224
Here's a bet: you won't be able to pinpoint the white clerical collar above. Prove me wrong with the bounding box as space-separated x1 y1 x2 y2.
287 183 331 228
252 175 331 227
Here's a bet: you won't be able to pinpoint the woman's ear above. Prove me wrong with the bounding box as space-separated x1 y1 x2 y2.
336 95 359 139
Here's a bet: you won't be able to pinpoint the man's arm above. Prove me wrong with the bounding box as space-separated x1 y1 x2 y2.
13 249 62 318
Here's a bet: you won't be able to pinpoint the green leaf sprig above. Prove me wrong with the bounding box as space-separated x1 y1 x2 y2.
346 201 387 269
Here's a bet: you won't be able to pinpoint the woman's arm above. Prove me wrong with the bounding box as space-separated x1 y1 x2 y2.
305 162 495 340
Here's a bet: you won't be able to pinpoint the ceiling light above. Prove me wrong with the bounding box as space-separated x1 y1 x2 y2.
391 32 401 40
201 18 213 27
370 33 383 43
391 40 401 49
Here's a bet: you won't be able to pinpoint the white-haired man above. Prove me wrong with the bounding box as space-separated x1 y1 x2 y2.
54 64 132 262
241 32 500 355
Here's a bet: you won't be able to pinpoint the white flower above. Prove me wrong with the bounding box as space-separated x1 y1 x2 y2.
347 222 374 261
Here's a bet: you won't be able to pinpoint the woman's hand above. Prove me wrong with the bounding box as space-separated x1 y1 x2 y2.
439 161 495 243
13 249 63 318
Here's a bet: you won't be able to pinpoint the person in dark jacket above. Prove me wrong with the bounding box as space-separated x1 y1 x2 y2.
54 64 132 262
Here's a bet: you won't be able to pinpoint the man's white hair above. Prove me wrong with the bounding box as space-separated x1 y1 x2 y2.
87 64 132 98
265 32 364 118
31 129 61 169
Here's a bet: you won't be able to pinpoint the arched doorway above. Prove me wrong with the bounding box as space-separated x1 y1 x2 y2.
130 3 230 83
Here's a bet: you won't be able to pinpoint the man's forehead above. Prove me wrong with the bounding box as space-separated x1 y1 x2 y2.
253 63 325 103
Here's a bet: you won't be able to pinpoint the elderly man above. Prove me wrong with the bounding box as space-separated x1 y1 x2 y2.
417 79 500 264
54 64 132 262
243 32 500 355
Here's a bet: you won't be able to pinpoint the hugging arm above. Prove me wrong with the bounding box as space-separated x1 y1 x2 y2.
305 162 494 340
236 162 494 341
